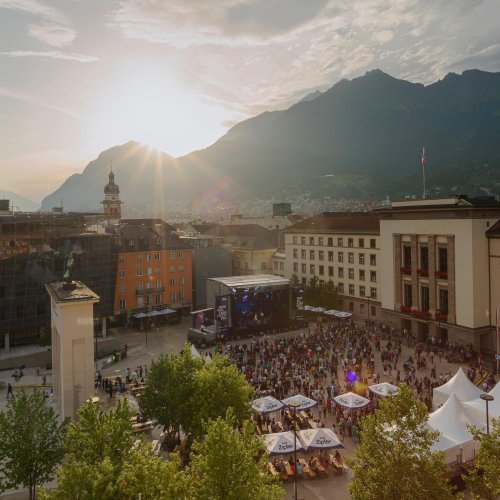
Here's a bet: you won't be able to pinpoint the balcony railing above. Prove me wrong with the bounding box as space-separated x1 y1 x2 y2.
435 312 448 322
411 309 431 319
417 269 429 277
435 271 448 280
136 286 165 295
400 305 412 314
400 267 411 275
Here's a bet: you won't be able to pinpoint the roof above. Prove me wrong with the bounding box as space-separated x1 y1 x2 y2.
285 212 380 234
486 219 500 236
203 224 278 250
120 218 175 233
118 223 189 251
208 274 290 288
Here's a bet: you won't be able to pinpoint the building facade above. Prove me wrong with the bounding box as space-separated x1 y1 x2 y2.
284 212 381 322
101 167 122 223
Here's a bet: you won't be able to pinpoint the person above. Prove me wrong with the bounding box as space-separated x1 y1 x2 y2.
296 461 304 476
42 374 47 386
7 383 13 398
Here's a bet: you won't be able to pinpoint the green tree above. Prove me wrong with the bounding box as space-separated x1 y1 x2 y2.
319 279 341 309
348 384 456 500
464 417 500 499
289 273 300 288
0 389 65 500
304 275 321 307
188 412 284 500
190 355 253 439
139 346 203 439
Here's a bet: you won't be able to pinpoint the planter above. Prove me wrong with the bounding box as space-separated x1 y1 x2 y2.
400 305 412 314
435 312 448 322
412 309 431 319
400 267 412 275
417 269 429 277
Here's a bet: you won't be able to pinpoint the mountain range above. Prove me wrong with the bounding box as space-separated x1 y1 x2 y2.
40 69 500 212
0 190 40 212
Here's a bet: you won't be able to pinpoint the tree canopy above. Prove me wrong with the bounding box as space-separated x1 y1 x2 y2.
465 417 500 500
348 384 456 500
0 389 65 500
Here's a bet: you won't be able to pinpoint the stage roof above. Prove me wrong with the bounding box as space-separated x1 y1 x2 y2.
208 274 290 288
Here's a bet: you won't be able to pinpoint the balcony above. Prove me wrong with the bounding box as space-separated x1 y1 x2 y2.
400 267 411 275
417 269 429 277
400 305 412 314
435 312 448 322
136 286 165 295
411 309 431 320
435 271 448 280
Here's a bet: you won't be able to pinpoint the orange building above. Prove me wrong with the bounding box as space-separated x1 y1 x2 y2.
114 219 192 317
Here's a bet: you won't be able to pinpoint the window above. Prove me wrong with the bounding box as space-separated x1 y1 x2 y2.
169 251 176 259
338 252 344 263
147 267 152 275
338 267 344 278
348 238 354 247
360 303 365 314
309 237 315 245
301 237 306 245
404 283 412 307
169 278 176 286
359 238 364 248
318 250 324 261
438 247 448 273
156 280 161 288
439 289 449 314
280 262 284 270
309 250 315 260
349 301 354 311
301 249 306 259
170 292 176 301
328 251 334 262
179 265 185 272
137 282 144 291
156 238 162 245
137 269 143 276
328 266 334 277
359 253 365 265
302 277 307 285
370 287 377 299
348 268 354 280
348 252 354 264
179 291 185 301
349 284 355 295
338 283 344 294
293 249 298 259
420 246 429 270
274 261 279 270
169 265 176 272
370 254 376 266
261 262 267 270
118 257 125 264
403 246 411 268
318 237 324 246
359 269 365 281
118 270 125 278
301 263 306 273
179 277 185 285
129 239 135 247
310 264 315 275
137 297 144 307
119 284 126 292
136 255 143 262
327 237 334 246
293 236 298 244
146 254 151 261
338 238 343 247
421 286 429 311
370 271 377 283
155 294 162 304
370 238 376 249
178 250 184 258
359 286 366 297
293 262 299 272
371 305 376 316
319 265 324 275
155 267 161 274
155 253 161 260
119 299 126 310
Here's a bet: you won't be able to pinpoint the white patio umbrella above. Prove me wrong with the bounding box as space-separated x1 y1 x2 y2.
333 391 370 409
252 396 284 414
298 428 344 451
282 394 317 410
264 431 304 455
368 382 399 397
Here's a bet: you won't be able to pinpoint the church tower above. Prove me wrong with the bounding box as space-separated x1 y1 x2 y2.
101 166 122 223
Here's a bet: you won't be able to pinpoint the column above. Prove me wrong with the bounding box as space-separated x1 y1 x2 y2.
428 235 437 312
411 235 418 309
394 234 402 308
447 236 456 324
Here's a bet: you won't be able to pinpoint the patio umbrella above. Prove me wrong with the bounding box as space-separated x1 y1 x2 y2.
333 392 370 409
264 431 304 455
132 312 147 319
282 394 317 410
298 428 344 451
252 396 284 414
369 382 399 397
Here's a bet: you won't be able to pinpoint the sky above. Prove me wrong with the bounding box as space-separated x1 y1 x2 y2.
1 0 500 203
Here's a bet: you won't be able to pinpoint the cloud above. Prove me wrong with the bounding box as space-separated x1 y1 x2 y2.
0 0 65 23
28 22 76 47
0 50 99 62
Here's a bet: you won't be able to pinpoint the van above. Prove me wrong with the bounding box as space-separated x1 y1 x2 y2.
187 328 217 348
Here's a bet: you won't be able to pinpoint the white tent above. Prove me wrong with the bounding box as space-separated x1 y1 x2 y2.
432 367 483 409
368 382 399 397
333 392 370 409
428 393 485 462
463 381 500 424
427 425 463 464
297 428 344 451
252 396 284 414
282 394 317 410
264 431 303 455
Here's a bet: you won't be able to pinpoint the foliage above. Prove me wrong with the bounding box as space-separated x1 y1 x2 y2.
464 417 500 500
0 389 65 500
37 326 51 347
140 347 252 440
188 411 284 500
289 273 300 288
303 276 340 310
348 384 456 500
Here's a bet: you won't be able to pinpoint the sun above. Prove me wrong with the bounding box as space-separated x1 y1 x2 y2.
84 63 232 157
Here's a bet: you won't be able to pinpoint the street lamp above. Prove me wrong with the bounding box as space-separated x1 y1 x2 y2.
480 394 494 434
287 398 301 500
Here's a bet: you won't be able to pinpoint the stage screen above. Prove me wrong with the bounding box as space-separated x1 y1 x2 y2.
191 308 214 330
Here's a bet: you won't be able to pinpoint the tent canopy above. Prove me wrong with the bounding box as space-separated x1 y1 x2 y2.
252 396 284 414
369 382 399 397
282 394 317 410
297 428 344 451
264 432 303 455
334 392 370 409
432 367 483 409
463 380 500 421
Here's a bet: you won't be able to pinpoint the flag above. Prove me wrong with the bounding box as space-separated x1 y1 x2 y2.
421 147 426 167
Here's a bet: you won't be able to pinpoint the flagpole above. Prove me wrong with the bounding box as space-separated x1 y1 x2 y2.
422 162 426 199
421 147 426 199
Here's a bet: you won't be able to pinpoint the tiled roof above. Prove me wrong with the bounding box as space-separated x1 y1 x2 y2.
203 224 278 249
285 212 380 233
